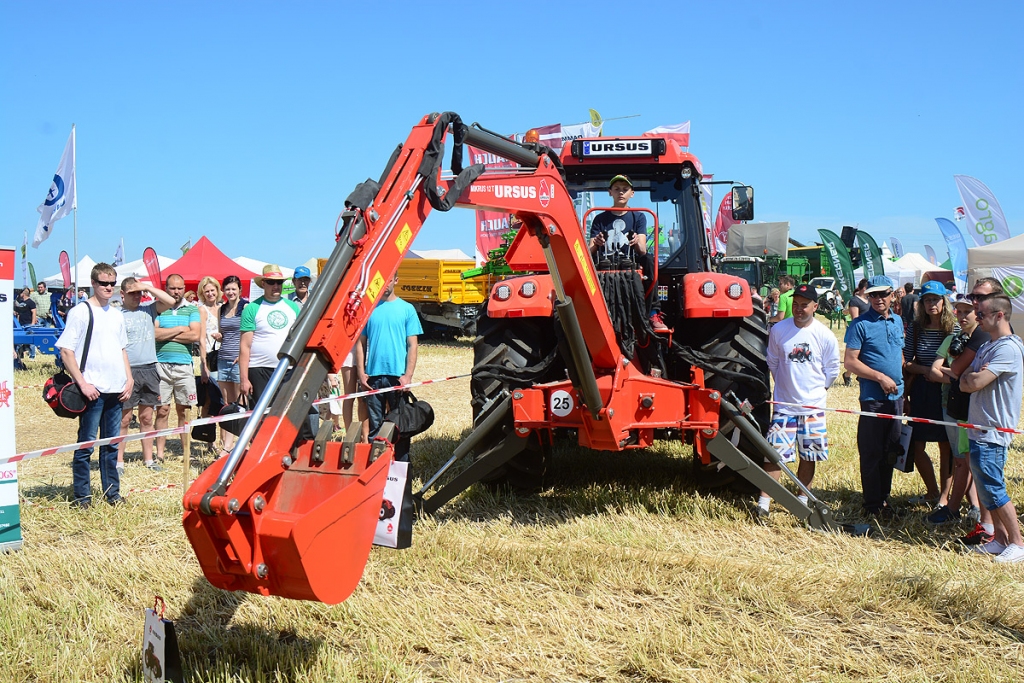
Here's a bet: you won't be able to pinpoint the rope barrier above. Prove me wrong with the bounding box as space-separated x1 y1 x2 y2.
767 400 1023 436
4 373 470 465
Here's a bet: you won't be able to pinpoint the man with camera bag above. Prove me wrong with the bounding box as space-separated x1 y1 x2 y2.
55 263 133 508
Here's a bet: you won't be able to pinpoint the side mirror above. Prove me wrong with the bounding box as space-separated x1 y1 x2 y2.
731 186 754 222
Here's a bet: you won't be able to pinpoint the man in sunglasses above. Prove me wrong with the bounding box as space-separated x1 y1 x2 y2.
843 275 905 517
55 263 133 507
960 294 1024 562
239 265 301 404
948 277 1008 546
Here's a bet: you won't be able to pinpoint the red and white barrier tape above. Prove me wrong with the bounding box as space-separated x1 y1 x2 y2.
767 400 1023 436
3 373 470 465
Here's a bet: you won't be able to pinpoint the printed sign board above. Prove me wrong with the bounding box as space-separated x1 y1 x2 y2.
0 246 22 552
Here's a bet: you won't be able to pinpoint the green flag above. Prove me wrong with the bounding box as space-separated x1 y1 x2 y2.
855 231 885 280
28 263 37 288
818 229 856 300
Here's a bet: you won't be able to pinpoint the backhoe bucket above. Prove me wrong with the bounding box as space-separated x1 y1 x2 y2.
182 439 392 604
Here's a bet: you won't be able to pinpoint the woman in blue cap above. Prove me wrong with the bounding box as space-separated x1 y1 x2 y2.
903 280 960 506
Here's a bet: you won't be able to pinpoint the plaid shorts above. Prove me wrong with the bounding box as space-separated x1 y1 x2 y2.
767 411 829 463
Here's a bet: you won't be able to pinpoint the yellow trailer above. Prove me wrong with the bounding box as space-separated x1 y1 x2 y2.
395 259 495 335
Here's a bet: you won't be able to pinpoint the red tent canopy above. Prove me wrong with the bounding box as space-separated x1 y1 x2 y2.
150 236 261 291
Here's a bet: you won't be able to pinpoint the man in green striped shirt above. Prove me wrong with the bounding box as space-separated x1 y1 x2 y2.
154 274 201 461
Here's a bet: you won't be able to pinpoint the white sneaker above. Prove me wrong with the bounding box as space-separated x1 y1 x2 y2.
971 539 1008 555
994 543 1024 563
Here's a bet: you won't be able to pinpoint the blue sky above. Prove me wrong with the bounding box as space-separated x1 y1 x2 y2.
2 1 1021 280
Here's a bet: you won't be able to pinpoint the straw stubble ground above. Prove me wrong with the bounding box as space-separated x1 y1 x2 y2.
5 326 1024 682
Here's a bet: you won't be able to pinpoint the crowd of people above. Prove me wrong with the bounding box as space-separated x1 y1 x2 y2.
761 272 1024 562
14 236 1024 563
36 261 420 509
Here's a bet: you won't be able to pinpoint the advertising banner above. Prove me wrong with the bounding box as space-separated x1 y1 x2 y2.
855 231 885 279
818 229 856 300
955 175 1011 246
925 244 938 265
936 218 969 293
890 237 904 259
712 192 735 256
0 246 21 552
467 144 519 264
700 175 714 255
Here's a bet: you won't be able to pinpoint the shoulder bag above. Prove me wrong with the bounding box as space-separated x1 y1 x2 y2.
43 303 94 418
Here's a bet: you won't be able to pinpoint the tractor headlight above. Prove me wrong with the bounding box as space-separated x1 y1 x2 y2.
726 283 744 299
700 281 716 297
520 281 537 297
495 284 512 301
681 165 693 179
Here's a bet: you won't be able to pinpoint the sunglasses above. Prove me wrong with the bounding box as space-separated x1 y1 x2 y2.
263 279 285 286
93 280 117 287
867 290 892 299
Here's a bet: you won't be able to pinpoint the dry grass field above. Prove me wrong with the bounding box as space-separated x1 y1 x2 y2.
4 324 1024 682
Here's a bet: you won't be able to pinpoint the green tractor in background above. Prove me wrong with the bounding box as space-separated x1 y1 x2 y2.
716 222 808 296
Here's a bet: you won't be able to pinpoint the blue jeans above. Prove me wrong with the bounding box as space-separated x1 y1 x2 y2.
72 393 123 503
365 376 402 438
969 440 1011 511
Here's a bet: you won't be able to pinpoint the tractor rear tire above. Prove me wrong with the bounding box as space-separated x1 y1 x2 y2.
470 308 560 493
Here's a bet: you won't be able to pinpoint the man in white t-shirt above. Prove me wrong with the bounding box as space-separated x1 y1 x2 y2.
55 262 134 508
239 264 301 404
757 284 841 518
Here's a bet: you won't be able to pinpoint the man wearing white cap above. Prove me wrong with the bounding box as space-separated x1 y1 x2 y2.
239 264 301 403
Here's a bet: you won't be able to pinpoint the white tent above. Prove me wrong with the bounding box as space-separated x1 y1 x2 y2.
968 233 1024 313
892 253 936 282
233 256 295 279
408 248 473 260
852 261 916 289
115 255 177 285
41 255 97 290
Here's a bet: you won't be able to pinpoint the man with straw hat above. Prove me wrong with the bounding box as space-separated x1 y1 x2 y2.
239 264 302 404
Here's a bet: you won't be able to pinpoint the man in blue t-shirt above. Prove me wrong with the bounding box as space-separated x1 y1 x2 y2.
588 174 666 331
355 274 423 450
843 275 905 516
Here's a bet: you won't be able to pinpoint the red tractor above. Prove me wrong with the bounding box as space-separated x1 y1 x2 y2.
182 113 838 605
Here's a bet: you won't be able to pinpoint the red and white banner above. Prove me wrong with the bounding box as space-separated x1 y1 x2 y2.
644 121 690 148
954 175 1011 246
142 246 162 286
700 174 715 255
468 144 519 264
58 250 71 290
713 192 736 255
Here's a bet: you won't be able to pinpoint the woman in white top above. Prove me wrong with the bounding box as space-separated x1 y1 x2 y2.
198 276 223 384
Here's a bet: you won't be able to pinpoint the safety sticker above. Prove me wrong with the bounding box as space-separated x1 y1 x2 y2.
366 271 386 301
395 223 413 255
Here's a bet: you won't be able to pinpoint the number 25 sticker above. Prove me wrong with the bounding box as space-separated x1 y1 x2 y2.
550 389 575 417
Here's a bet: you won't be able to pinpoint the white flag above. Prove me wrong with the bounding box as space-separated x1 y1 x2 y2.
954 175 1011 247
33 127 77 248
113 238 125 267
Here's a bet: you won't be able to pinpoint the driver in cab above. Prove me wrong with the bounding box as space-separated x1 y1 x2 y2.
588 174 667 331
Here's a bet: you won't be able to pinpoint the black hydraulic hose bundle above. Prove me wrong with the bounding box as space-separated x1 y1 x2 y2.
420 112 486 212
